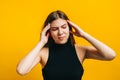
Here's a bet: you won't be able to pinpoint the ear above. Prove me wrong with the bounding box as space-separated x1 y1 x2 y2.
69 30 75 35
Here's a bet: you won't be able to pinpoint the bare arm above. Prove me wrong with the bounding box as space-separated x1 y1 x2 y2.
82 32 116 60
16 24 50 76
67 20 116 60
16 41 44 76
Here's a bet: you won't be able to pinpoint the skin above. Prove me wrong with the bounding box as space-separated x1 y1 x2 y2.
50 18 70 44
16 18 116 76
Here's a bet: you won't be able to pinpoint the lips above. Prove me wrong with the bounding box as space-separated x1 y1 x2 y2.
58 36 65 40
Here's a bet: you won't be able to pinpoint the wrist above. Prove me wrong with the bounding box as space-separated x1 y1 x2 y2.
78 30 87 38
81 32 89 39
40 39 47 46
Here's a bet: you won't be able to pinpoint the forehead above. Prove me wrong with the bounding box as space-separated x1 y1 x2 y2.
50 18 67 27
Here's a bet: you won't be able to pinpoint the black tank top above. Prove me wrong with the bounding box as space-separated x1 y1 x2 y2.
42 41 84 80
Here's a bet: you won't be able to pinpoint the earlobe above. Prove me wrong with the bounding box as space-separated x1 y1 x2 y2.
69 30 74 35
69 30 72 33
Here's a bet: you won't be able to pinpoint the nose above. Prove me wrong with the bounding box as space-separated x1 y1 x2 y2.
58 28 63 36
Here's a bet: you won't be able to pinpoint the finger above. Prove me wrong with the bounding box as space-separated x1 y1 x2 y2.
67 20 76 27
42 23 50 34
44 23 50 32
70 30 81 37
67 20 79 29
69 30 76 35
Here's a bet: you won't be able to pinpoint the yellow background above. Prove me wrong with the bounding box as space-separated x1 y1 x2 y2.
0 0 120 80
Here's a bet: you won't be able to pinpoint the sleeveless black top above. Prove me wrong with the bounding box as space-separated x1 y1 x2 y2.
42 41 84 80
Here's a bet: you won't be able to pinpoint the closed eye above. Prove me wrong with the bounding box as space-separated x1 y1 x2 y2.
50 27 58 31
61 24 67 29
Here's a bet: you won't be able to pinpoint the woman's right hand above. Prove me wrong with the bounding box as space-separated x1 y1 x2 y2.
40 24 50 45
17 24 50 76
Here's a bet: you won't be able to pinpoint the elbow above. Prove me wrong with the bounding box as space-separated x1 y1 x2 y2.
109 50 116 60
106 51 116 61
16 67 28 76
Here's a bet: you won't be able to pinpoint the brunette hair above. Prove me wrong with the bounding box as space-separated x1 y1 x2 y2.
42 10 75 47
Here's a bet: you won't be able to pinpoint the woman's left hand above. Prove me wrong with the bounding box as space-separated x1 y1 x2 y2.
67 20 85 37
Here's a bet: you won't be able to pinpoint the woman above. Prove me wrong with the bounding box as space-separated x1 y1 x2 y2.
16 10 116 80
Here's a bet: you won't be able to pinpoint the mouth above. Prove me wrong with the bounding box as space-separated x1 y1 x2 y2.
58 36 65 40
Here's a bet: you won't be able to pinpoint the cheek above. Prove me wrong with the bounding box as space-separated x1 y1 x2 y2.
65 28 70 35
50 32 57 38
67 31 70 37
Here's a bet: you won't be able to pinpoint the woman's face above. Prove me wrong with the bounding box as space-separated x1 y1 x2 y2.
50 18 70 44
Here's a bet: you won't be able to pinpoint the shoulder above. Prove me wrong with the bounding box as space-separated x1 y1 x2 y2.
74 44 86 52
39 47 49 58
39 47 49 65
74 44 87 63
40 47 48 52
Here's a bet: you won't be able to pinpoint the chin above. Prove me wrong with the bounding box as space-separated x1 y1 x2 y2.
59 42 66 44
56 40 68 44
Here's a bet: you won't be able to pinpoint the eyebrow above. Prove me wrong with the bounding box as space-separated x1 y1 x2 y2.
51 24 66 28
